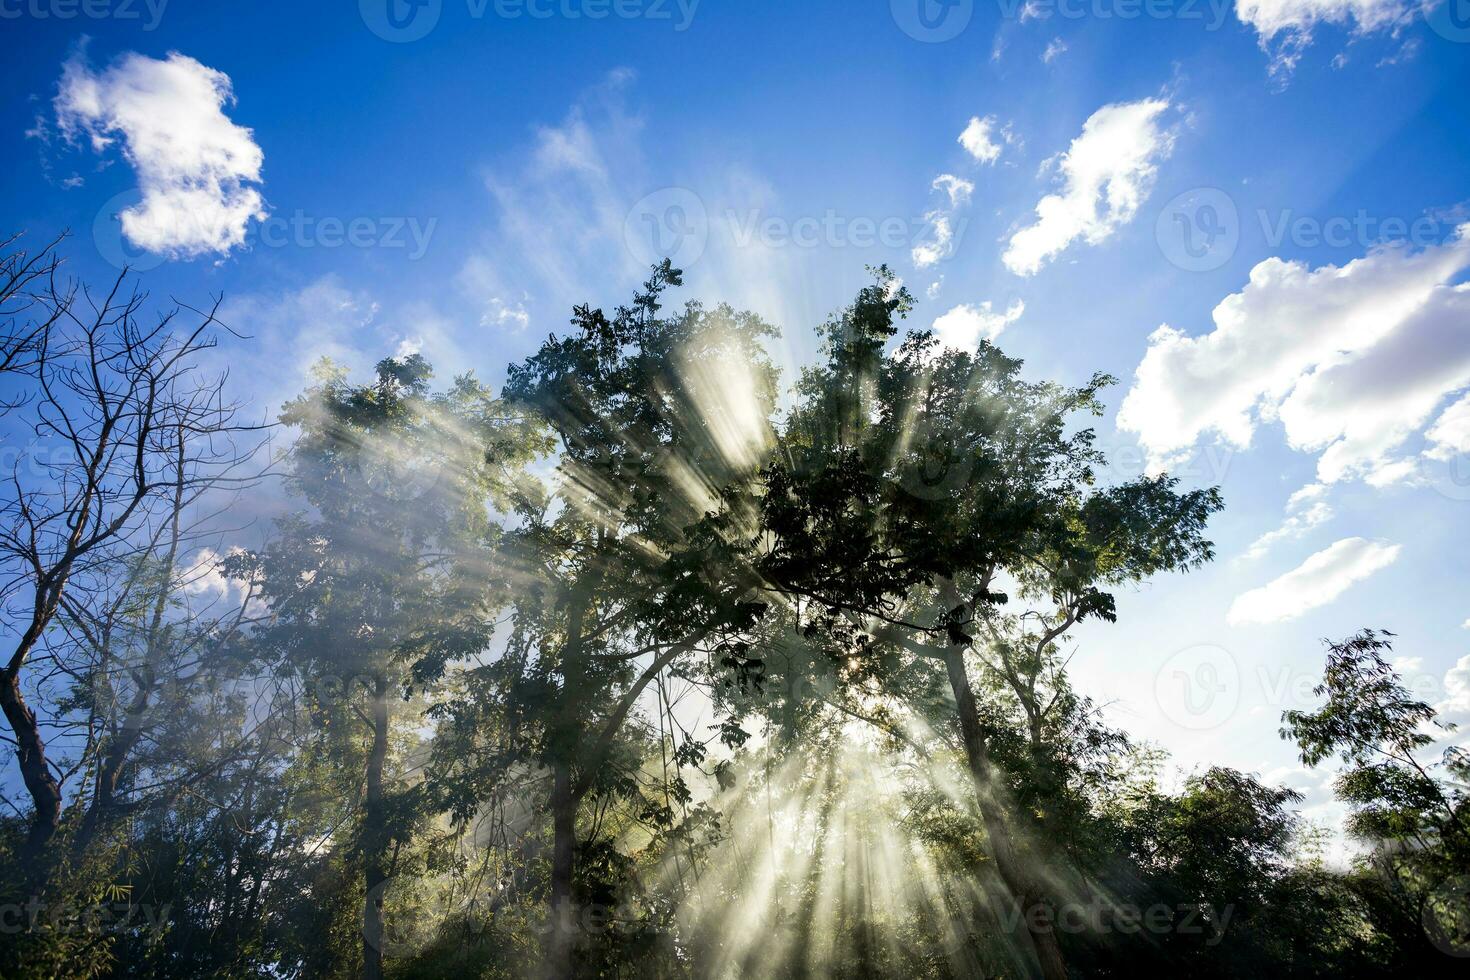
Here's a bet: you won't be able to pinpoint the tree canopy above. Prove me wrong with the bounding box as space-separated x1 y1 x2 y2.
0 239 1465 978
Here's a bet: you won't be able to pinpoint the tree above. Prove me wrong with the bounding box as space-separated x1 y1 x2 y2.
0 232 65 413
247 354 543 980
750 268 1222 979
1283 630 1469 854
1283 629 1470 965
0 263 251 867
83 659 310 979
432 262 775 976
6 249 1459 979
57 447 265 860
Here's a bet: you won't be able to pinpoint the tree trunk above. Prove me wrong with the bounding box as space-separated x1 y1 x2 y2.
362 678 391 980
545 759 578 979
944 649 1069 980
72 701 149 857
1 668 62 862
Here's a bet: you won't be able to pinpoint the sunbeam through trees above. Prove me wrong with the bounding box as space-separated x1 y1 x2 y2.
0 233 1466 978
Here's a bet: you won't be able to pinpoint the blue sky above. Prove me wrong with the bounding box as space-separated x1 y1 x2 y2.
4 0 1470 839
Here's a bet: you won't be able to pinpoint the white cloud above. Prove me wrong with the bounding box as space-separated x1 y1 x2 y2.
217 277 379 412
1236 0 1427 75
459 71 820 348
1119 229 1470 482
1002 98 1174 277
958 115 1004 164
1437 654 1470 726
1392 654 1425 674
1263 764 1338 809
912 123 1009 271
181 547 249 604
458 255 522 323
1238 0 1421 38
958 116 1017 166
1288 482 1328 509
55 48 266 258
931 299 1025 351
482 296 531 331
913 172 984 270
1426 392 1470 460
1277 295 1470 485
1228 537 1401 625
932 173 974 208
1240 489 1334 562
912 213 956 269
1043 38 1068 64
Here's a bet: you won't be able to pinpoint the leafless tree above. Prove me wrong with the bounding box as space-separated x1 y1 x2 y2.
0 233 68 413
58 435 267 856
0 261 261 864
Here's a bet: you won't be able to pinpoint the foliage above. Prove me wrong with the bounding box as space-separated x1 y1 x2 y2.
0 240 1463 978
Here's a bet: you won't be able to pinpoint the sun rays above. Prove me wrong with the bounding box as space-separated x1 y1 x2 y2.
658 714 1016 979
